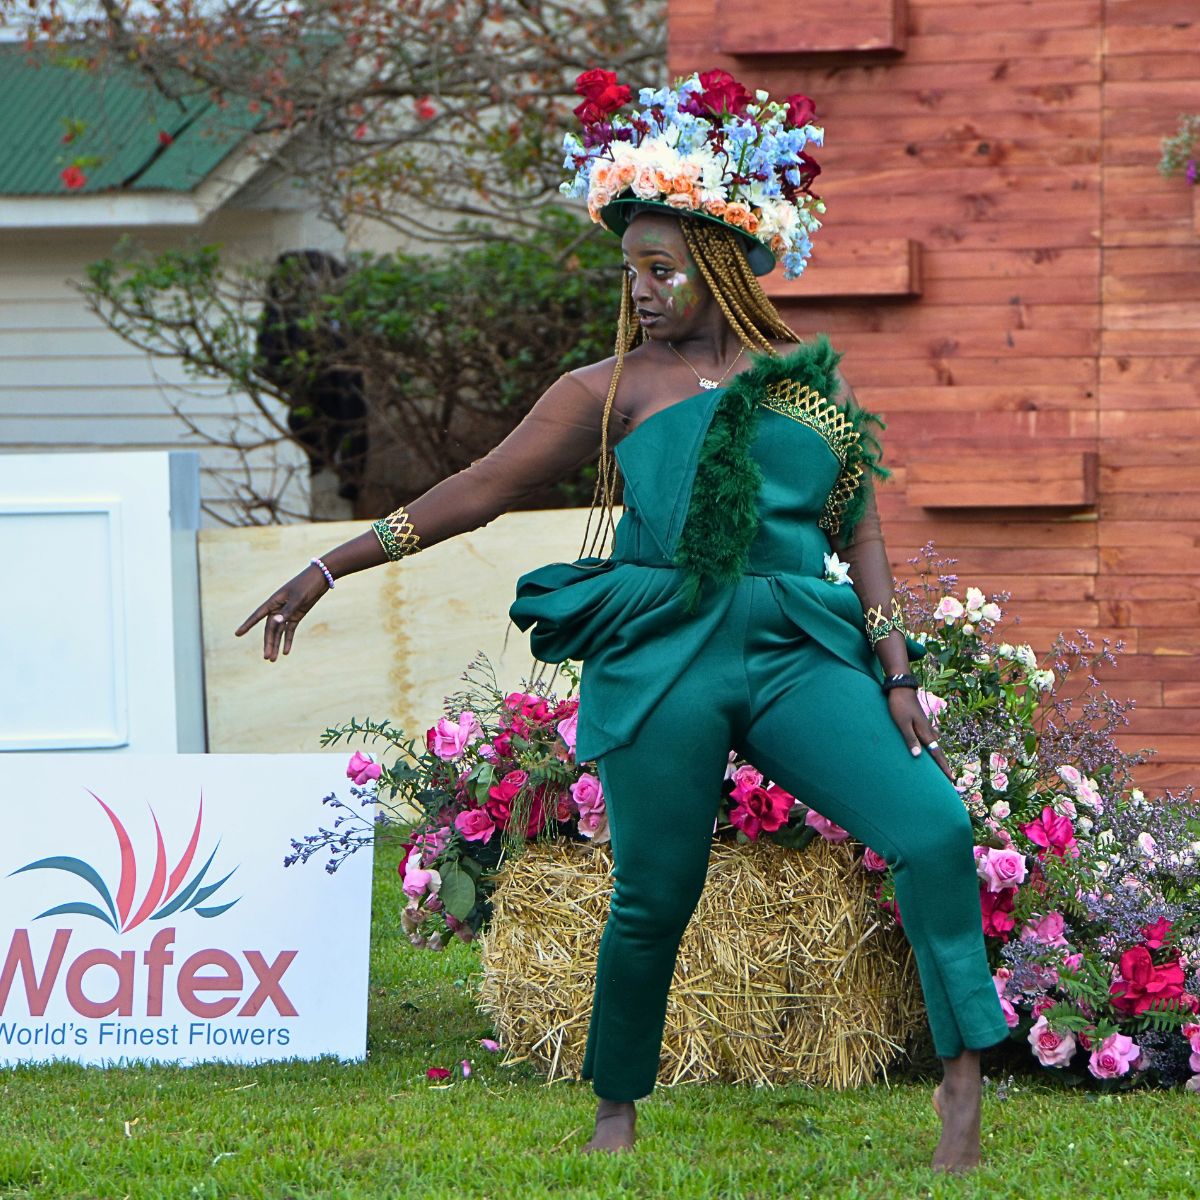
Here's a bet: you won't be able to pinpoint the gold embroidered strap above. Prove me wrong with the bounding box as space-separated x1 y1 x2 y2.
761 380 861 465
865 596 905 648
372 506 422 561
760 379 865 536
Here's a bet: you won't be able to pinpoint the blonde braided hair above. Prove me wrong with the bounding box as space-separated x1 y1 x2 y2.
578 219 800 559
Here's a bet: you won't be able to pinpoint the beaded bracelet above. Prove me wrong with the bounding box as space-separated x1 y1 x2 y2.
881 672 920 693
372 505 422 562
310 556 335 589
864 596 906 648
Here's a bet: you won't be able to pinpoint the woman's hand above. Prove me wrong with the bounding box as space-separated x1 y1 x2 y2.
886 688 953 781
235 564 331 662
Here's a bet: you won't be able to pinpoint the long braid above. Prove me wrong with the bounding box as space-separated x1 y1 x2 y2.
682 221 800 349
582 219 798 558
578 270 639 559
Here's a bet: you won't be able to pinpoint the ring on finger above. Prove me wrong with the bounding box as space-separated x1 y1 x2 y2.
927 740 940 751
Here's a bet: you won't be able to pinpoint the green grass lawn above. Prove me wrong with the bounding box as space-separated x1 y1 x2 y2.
2 840 1195 1200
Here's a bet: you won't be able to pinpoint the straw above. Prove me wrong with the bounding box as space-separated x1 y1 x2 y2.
478 838 926 1089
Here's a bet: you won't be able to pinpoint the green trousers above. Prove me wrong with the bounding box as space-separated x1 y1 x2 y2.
581 573 1011 1102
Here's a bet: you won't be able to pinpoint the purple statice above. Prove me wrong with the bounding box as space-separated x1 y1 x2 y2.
283 789 377 873
1036 629 1140 789
999 935 1066 1002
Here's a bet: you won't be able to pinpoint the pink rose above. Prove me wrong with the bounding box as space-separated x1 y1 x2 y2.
346 751 382 786
1087 1032 1140 1080
804 808 850 843
403 862 442 900
732 765 764 792
1021 910 1069 948
991 772 1009 792
978 847 1028 892
861 848 888 872
454 807 497 844
556 711 579 753
1057 764 1083 787
989 753 1009 773
731 784 793 840
1027 1014 1076 1068
916 688 947 722
578 808 609 841
426 712 483 761
570 773 605 817
992 973 1019 1029
934 596 964 622
1021 806 1077 858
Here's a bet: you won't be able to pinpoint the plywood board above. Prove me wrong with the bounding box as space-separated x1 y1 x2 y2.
199 510 600 754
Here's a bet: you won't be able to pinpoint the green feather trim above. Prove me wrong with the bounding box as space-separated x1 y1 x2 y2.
672 334 888 612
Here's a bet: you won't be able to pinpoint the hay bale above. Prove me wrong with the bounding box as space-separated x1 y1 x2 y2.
478 838 926 1090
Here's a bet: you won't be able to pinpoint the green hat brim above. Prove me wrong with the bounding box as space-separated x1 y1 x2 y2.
599 195 777 277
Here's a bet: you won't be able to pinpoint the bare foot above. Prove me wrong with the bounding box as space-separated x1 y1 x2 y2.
583 1099 636 1153
930 1077 981 1173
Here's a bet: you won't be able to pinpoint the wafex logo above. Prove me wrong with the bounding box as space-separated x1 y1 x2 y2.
2 792 298 1022
12 791 238 933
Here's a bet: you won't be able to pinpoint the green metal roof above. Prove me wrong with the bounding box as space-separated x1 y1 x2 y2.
0 45 260 196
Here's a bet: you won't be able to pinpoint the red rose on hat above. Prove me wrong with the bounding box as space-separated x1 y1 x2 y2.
784 93 817 128
682 69 752 119
573 68 631 120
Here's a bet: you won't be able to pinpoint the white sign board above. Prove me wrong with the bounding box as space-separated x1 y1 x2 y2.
0 755 372 1066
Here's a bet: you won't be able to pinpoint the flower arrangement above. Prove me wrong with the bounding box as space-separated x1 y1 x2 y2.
291 546 1200 1089
291 657 841 951
560 68 826 279
872 546 1200 1089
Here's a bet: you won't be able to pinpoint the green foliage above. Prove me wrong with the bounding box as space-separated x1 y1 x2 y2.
80 211 624 517
1159 114 1200 180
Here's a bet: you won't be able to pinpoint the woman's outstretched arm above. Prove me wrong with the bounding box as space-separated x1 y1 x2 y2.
236 372 607 660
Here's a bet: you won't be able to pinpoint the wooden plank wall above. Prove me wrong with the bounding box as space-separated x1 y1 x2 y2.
669 0 1198 790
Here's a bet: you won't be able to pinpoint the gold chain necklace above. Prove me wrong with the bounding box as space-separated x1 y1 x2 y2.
667 342 745 390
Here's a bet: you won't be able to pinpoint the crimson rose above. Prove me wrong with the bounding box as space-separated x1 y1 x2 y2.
573 69 631 120
784 93 817 128
1109 944 1186 1015
729 783 792 840
682 69 752 119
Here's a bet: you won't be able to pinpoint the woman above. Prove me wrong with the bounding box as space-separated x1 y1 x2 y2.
238 71 1010 1173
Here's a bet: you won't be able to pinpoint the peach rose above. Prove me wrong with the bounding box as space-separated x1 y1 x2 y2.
722 201 751 228
665 191 699 209
632 164 659 199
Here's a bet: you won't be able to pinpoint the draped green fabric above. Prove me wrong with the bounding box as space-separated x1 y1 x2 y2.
509 340 914 763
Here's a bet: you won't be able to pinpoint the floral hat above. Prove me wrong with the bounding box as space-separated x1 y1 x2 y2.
561 69 825 280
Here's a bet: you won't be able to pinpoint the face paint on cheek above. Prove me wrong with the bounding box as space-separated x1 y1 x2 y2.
670 264 703 321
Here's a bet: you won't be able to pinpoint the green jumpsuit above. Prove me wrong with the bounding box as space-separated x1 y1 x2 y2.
510 338 1011 1102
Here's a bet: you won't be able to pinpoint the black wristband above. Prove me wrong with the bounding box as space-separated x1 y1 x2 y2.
881 673 920 693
